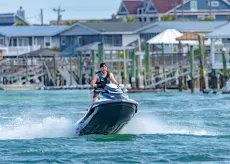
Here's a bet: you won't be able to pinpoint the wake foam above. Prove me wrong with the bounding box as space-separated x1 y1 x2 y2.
0 117 75 140
120 115 216 136
0 114 216 140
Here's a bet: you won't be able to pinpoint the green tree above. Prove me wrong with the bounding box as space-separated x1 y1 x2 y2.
15 22 29 26
199 16 215 21
63 21 70 25
204 17 215 21
119 18 125 22
63 20 79 26
70 20 79 24
161 15 176 21
91 20 101 23
126 16 137 22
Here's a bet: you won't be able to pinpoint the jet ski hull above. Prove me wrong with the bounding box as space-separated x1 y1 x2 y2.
75 100 138 136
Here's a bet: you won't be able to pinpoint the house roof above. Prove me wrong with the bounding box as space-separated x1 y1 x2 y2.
152 0 182 13
119 0 183 15
206 22 230 38
0 13 29 25
158 21 228 32
0 26 68 37
123 1 143 14
119 0 230 16
0 13 15 17
79 22 150 33
176 32 206 41
136 21 228 33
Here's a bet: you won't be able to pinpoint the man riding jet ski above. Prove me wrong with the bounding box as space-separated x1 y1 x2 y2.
91 63 119 102
74 63 138 136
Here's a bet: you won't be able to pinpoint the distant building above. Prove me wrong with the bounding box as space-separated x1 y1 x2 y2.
117 0 230 22
0 26 67 56
0 7 28 26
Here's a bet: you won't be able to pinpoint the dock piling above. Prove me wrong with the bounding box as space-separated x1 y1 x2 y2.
198 35 206 91
190 45 194 93
222 48 228 87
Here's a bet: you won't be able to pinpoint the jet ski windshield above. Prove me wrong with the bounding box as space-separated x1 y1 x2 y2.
104 83 123 94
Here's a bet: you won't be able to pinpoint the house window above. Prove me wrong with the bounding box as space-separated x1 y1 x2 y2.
13 38 17 47
212 1 219 7
44 37 52 48
190 0 197 11
61 37 66 45
121 6 127 13
18 38 29 46
34 38 38 45
75 36 82 46
0 37 4 46
149 5 155 11
138 9 142 14
103 35 113 45
114 35 122 46
208 1 219 7
139 18 142 22
223 38 230 43
150 17 155 21
23 38 29 46
144 17 147 22
78 37 82 46
18 38 23 46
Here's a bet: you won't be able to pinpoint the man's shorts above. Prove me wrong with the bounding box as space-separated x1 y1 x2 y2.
93 90 99 98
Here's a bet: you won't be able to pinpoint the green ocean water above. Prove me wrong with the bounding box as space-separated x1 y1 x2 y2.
0 90 230 163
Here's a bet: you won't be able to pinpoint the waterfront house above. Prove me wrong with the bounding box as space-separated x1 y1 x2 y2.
117 0 230 22
58 22 149 51
0 26 68 56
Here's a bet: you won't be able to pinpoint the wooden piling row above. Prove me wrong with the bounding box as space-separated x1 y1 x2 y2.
1 40 229 92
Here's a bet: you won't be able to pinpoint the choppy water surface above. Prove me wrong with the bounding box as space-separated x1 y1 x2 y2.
0 90 230 163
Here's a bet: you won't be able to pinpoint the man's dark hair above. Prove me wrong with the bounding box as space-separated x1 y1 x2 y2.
100 63 106 68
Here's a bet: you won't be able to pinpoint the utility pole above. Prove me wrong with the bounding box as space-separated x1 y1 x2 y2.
53 6 65 25
209 0 212 17
182 0 184 20
174 0 177 20
171 0 177 20
41 9 43 26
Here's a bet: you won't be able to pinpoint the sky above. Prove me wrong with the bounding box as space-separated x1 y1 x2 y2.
0 0 121 24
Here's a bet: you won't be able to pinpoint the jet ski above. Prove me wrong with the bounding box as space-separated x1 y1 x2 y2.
75 83 138 136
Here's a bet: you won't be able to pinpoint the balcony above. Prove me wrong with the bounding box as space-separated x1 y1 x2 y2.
0 45 41 56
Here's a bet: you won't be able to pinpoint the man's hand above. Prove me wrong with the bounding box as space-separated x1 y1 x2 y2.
92 84 97 88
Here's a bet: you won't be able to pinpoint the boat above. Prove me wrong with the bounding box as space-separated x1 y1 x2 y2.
74 83 138 136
